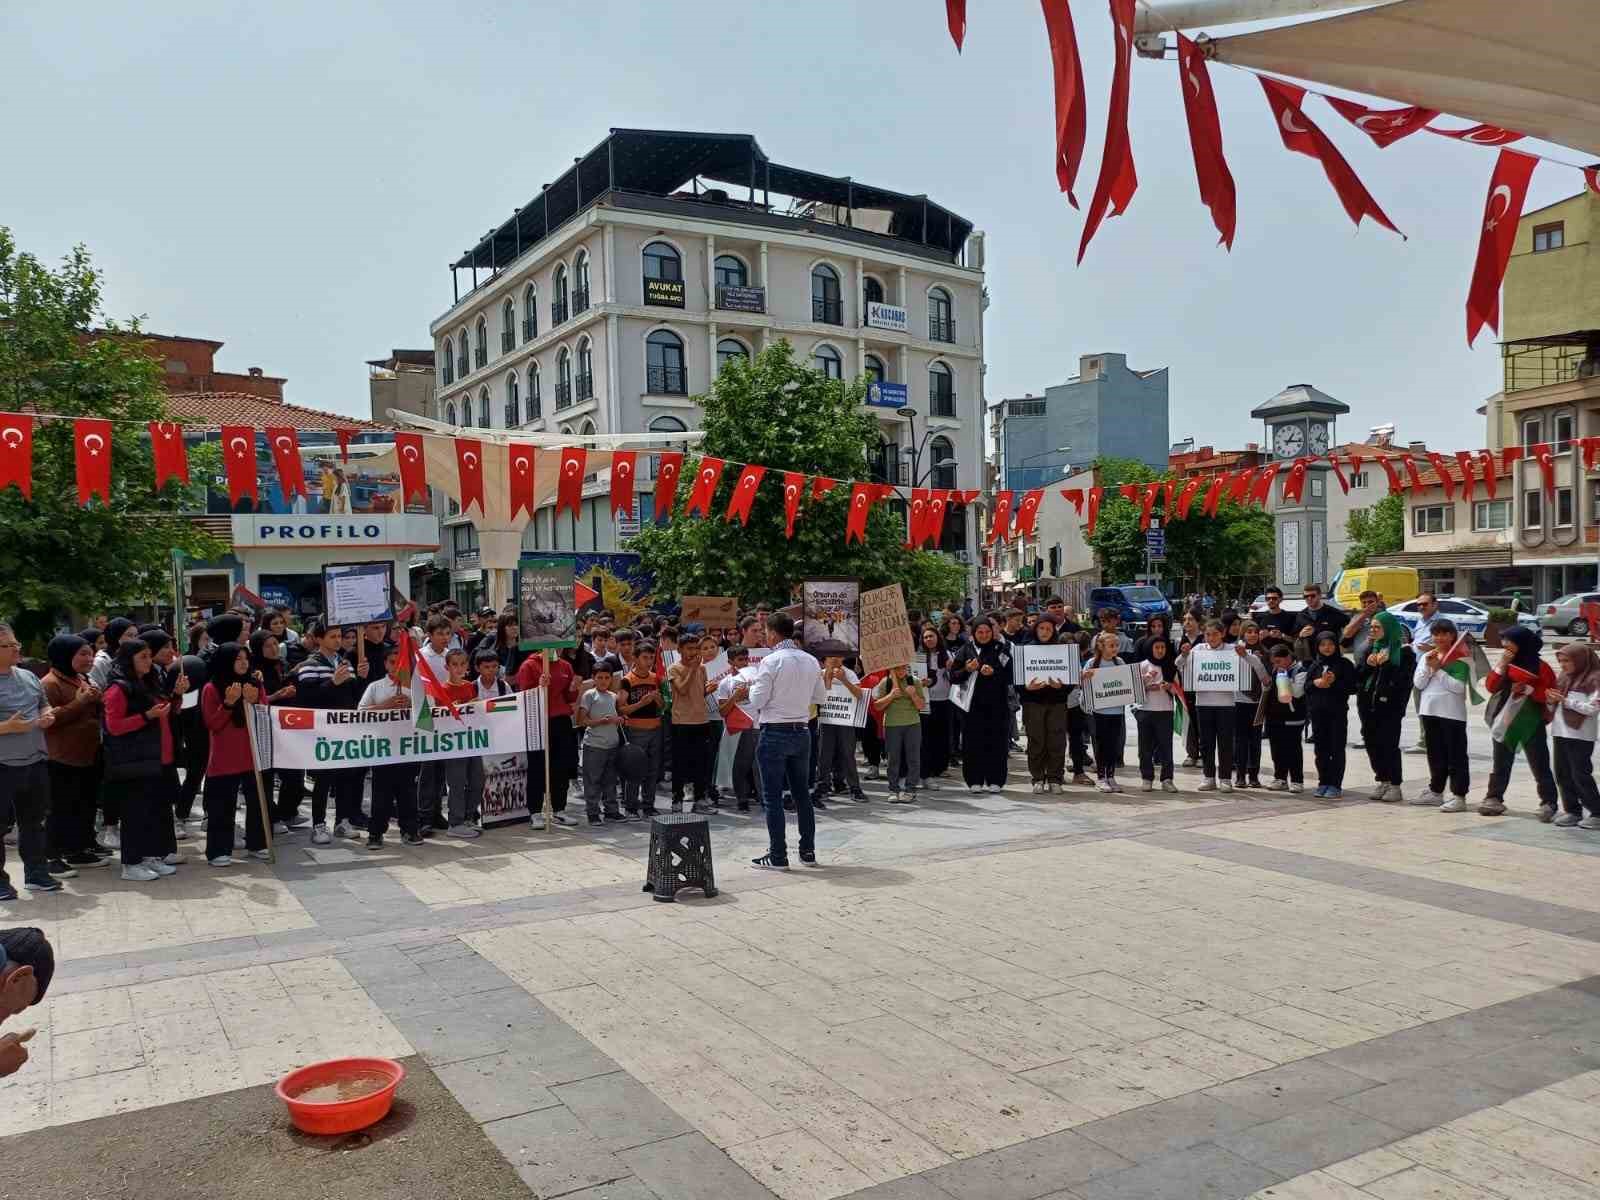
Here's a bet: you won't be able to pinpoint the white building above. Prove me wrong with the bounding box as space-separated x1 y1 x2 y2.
426 130 986 602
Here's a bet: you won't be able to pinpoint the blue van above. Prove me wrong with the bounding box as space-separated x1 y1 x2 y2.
1087 585 1172 633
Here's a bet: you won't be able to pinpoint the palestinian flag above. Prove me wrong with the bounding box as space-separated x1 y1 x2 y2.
1489 664 1543 752
1170 676 1189 739
1437 633 1483 705
395 629 461 732
576 576 602 614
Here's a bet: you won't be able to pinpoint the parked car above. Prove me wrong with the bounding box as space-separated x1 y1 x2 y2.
1388 596 1538 640
1088 585 1172 632
1538 593 1600 637
1248 594 1308 617
1332 567 1421 610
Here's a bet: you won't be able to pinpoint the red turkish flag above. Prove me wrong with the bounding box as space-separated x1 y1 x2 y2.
987 490 1015 545
394 433 428 503
654 452 683 520
508 443 536 521
1176 478 1202 518
955 490 980 507
220 425 258 508
1085 486 1104 536
1077 0 1139 264
1242 463 1274 505
1502 445 1524 473
1426 453 1456 501
1467 149 1539 346
1378 456 1403 495
1324 97 1437 148
1061 487 1085 515
455 437 485 515
1161 478 1176 517
1532 442 1556 498
946 0 965 50
1326 453 1348 494
335 428 354 464
810 476 838 504
725 465 765 525
556 447 586 518
1402 454 1426 495
1456 451 1478 502
609 451 637 517
1429 123 1522 146
781 471 804 539
148 421 188 490
1177 33 1236 249
1137 482 1160 530
1480 450 1498 499
1200 475 1226 517
845 483 878 545
265 426 307 505
1118 483 1140 506
1015 488 1046 537
926 489 950 548
0 413 33 499
1586 166 1600 198
74 418 112 506
685 457 725 518
1260 77 1402 237
1583 438 1600 472
905 488 930 549
1042 0 1086 206
1227 468 1255 505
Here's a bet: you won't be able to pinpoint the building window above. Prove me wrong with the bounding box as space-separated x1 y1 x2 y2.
813 343 842 380
1522 416 1542 447
716 338 748 372
573 250 591 313
1554 413 1575 453
714 255 746 288
457 327 469 378
505 372 520 427
646 415 688 482
501 299 516 353
646 330 686 394
643 241 682 282
576 336 594 401
452 522 478 557
528 364 541 420
1524 489 1543 529
928 287 955 342
522 285 537 341
1348 470 1369 490
811 264 842 325
552 264 569 325
556 348 573 410
1533 222 1565 252
930 436 957 490
474 318 488 369
929 361 955 417
1412 504 1453 535
863 276 885 309
863 353 885 385
1473 498 1512 530
478 387 491 428
444 400 457 426
868 439 901 485
442 337 455 385
1556 486 1575 528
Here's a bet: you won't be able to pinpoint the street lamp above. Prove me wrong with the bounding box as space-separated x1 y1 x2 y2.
895 405 938 486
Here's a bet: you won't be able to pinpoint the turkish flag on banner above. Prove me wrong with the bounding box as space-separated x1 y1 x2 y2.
1583 438 1600 471
1466 149 1539 346
987 490 1016 545
1176 478 1202 518
1061 487 1085 515
455 437 486 515
1042 0 1086 206
1532 442 1556 497
1480 450 1498 499
1502 445 1524 473
1227 468 1255 505
781 471 804 539
845 483 877 545
810 476 838 504
685 457 725 518
335 428 354 464
725 465 765 525
556 447 586 518
1324 97 1437 148
1200 475 1226 517
1085 486 1104 536
1347 450 1365 480
906 488 930 548
1077 0 1139 263
1137 482 1160 530
1161 478 1176 517
955 489 980 507
1177 33 1236 249
946 0 965 50
1402 455 1426 494
1427 453 1456 501
1378 456 1402 495
1015 488 1046 537
394 433 428 503
608 451 637 517
1326 453 1348 494
926 489 950 548
1249 463 1281 506
220 425 258 508
1429 123 1522 146
1456 451 1478 502
148 421 188 489
654 452 683 520
1260 77 1402 237
508 443 536 521
74 418 112 506
265 427 307 505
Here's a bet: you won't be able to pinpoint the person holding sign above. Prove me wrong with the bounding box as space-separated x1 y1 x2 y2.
1306 629 1358 797
873 665 927 803
1230 623 1272 790
917 626 952 788
1262 641 1309 792
198 643 263 868
1080 633 1131 792
356 645 424 848
814 651 867 803
714 646 759 810
1176 620 1248 793
1018 615 1079 793
1135 636 1179 792
949 619 1013 793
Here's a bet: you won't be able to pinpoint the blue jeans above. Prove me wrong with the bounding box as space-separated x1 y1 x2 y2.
757 724 813 864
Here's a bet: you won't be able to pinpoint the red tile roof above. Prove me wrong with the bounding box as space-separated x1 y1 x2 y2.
164 391 383 432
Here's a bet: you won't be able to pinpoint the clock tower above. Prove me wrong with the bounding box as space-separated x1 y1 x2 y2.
1250 384 1350 588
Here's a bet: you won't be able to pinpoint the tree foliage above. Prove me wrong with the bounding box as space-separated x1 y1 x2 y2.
1083 456 1158 583
0 228 225 648
629 341 968 608
1342 491 1405 569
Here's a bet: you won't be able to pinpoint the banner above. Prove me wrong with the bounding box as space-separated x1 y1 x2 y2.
1086 662 1144 711
818 680 869 727
1012 643 1081 686
801 578 861 655
1186 646 1242 693
681 595 737 628
858 583 914 673
257 691 542 771
517 555 578 649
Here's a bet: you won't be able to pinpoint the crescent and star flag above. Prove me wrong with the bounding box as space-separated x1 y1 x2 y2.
1501 445 1524 473
1015 488 1046 537
810 476 838 504
1200 474 1226 516
1226 468 1255 505
1061 487 1085 515
1378 455 1403 495
220 424 259 508
74 418 113 506
149 421 188 489
1427 453 1456 501
926 489 950 547
1118 483 1140 505
0 414 32 499
725 464 766 525
1347 449 1365 480
508 443 536 521
1085 486 1104 536
782 471 804 538
1077 0 1139 264
946 0 965 50
265 427 307 505
987 490 1016 545
1326 453 1348 494
454 437 485 515
335 428 354 464
654 452 683 519
1177 33 1236 249
685 456 725 518
1260 76 1402 238
1137 482 1160 530
394 432 428 503
1274 461 1302 504
1479 450 1498 499
1250 463 1282 506
1176 478 1202 517
1466 149 1539 346
1162 478 1176 516
1584 438 1600 472
1532 442 1556 497
845 483 877 545
1429 123 1522 146
609 451 637 518
1042 0 1086 207
906 488 930 549
955 489 980 507
1324 97 1437 148
556 447 586 518
1456 451 1478 502
1402 454 1425 494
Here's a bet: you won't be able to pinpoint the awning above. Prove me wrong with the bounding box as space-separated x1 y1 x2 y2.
1367 547 1513 568
1211 0 1600 157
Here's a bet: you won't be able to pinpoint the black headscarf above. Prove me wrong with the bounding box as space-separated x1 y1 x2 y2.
76 626 103 651
46 634 87 678
206 641 251 725
206 615 245 649
1314 629 1343 669
1143 635 1178 683
108 638 159 717
103 617 135 649
248 630 285 692
1499 624 1543 676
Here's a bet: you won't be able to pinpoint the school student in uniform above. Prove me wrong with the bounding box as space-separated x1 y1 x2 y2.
1411 618 1472 811
949 619 1013 793
1261 641 1307 792
1177 613 1203 768
1546 643 1600 829
1356 612 1416 803
813 652 866 803
1482 625 1558 817
1230 622 1271 789
917 626 951 789
576 658 625 823
1135 636 1178 792
1018 615 1078 792
357 645 423 848
1176 620 1245 792
1306 629 1358 798
1080 632 1129 792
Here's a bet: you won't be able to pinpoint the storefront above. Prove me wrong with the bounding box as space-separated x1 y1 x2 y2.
229 513 440 616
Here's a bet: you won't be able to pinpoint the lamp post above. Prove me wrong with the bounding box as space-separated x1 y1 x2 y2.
895 405 936 486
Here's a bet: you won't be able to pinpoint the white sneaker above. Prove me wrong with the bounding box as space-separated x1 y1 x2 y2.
1407 789 1440 807
174 821 192 840
1162 780 1179 793
1371 785 1393 802
1439 796 1467 813
1046 782 1060 794
530 815 548 830
163 852 187 865
1581 816 1600 830
865 765 882 781
1110 780 1124 793
1406 742 1427 754
1268 779 1289 791
141 857 177 877
1181 757 1198 768
1198 777 1218 792
249 849 271 861
272 821 290 834
1287 782 1303 794
208 855 233 867
986 783 1003 793
311 823 332 845
446 824 481 839
100 826 121 849
1141 779 1154 792
968 785 984 795
121 864 159 881
333 820 356 839
1381 784 1405 803
1096 779 1113 793
1031 781 1045 794
1219 780 1234 793
554 813 578 826
886 791 903 804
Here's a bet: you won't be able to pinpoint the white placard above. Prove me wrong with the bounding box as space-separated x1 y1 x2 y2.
1187 646 1243 693
181 688 199 710
1012 642 1081 686
1086 662 1144 711
818 680 869 727
950 673 977 713
322 561 394 629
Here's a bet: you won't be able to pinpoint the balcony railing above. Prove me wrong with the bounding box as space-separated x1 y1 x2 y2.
555 381 573 410
929 317 956 343
812 297 842 325
442 364 454 385
572 287 590 314
456 356 468 379
474 346 487 369
576 371 594 402
930 389 957 419
647 365 687 395
522 316 536 342
501 330 514 353
551 298 569 326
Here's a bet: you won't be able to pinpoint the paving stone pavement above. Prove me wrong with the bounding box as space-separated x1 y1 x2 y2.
8 742 1600 1200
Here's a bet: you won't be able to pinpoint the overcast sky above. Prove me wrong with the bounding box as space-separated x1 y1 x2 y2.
3 1 1582 453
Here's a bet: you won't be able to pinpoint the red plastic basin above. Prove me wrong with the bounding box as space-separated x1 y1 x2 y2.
276 1057 405 1135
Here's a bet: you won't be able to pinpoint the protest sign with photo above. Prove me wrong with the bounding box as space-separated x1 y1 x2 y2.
1086 662 1145 710
1012 642 1081 686
802 578 861 654
858 583 914 673
950 672 977 713
256 690 541 772
481 750 530 827
818 680 869 727
517 554 578 649
681 595 737 627
322 561 395 629
1187 646 1243 693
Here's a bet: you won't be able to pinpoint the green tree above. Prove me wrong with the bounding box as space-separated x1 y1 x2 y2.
1083 456 1158 582
1342 492 1404 568
1163 497 1275 599
0 228 224 648
629 341 968 608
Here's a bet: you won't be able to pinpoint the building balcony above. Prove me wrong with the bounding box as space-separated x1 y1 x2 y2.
812 297 843 325
522 317 536 342
572 287 590 315
473 347 487 369
929 317 956 343
555 381 573 410
551 299 569 326
930 390 957 419
501 330 514 353
647 365 687 395
576 371 594 402
455 356 468 379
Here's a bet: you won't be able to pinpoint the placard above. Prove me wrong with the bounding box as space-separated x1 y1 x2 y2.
818 680 869 727
858 583 913 673
1012 643 1081 686
1187 646 1243 693
681 595 737 627
321 561 394 629
950 673 977 713
481 749 530 827
257 690 540 772
1086 662 1144 711
802 578 861 655
517 555 577 650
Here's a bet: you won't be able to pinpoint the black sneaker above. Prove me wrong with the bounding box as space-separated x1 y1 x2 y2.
850 792 869 803
91 841 113 856
420 827 436 839
0 882 16 901
799 852 819 867
47 858 78 879
366 837 383 850
737 802 750 812
430 817 449 831
751 854 789 871
24 876 62 893
813 796 828 810
401 832 425 846
588 815 605 826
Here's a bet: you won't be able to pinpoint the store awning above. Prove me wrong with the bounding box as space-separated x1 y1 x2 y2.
1368 547 1513 569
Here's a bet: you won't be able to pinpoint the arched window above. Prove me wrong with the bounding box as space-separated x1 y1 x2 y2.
579 419 596 436
813 343 842 380
552 264 569 325
929 361 955 418
527 363 542 419
646 329 686 394
478 387 491 428
505 372 520 427
863 353 885 386
716 338 749 373
474 317 488 369
572 250 591 313
556 348 573 409
646 415 688 481
931 436 957 490
928 287 954 342
576 336 594 400
500 299 515 353
811 264 842 324
442 337 455 385
714 254 747 289
643 241 682 282
444 400 457 426
522 284 537 342
456 327 468 378
868 438 900 485
863 276 885 309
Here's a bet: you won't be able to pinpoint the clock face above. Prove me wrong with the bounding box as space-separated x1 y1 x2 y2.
1273 424 1305 458
1307 422 1330 455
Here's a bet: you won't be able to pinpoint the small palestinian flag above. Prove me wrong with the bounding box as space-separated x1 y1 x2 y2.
395 629 460 732
1490 664 1544 752
1437 633 1483 705
1170 676 1189 739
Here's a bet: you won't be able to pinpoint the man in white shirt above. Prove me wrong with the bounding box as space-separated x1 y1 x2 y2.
736 614 826 870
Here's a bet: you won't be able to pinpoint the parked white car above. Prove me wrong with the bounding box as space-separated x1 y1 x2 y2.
1247 594 1308 617
1386 596 1538 640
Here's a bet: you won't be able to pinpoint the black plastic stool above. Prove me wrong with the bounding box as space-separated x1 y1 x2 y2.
642 813 718 902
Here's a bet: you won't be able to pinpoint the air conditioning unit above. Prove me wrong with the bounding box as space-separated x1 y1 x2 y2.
952 550 973 565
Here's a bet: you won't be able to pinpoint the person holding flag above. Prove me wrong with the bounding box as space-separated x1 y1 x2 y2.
356 644 424 849
1548 643 1600 829
1481 625 1558 817
1411 618 1476 811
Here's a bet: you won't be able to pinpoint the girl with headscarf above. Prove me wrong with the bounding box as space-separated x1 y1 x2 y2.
1177 613 1203 767
1548 642 1600 828
1135 634 1178 792
942 615 968 765
948 618 1012 792
1017 614 1078 792
41 634 104 870
1356 611 1416 802
1133 614 1171 664
200 642 264 866
1481 624 1557 817
1230 621 1272 790
100 639 179 881
247 630 305 833
917 625 952 787
1305 628 1357 797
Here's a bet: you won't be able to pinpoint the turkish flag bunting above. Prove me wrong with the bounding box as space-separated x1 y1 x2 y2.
1467 149 1538 345
1326 453 1348 494
987 490 1016 545
725 465 765 525
925 489 950 548
1402 454 1425 494
1176 477 1202 518
455 437 486 515
1249 463 1281 505
906 488 930 548
1502 445 1524 473
1280 461 1307 504
1118 483 1140 505
609 451 637 517
220 425 258 507
781 471 805 539
1583 438 1600 471
1378 456 1402 495
1260 76 1402 237
0 413 33 499
1137 482 1160 531
335 428 354 464
1015 488 1046 537
1427 453 1456 501
1177 33 1236 248
955 490 980 507
1162 478 1176 517
1479 450 1498 499
810 476 838 504
1429 123 1522 146
654 452 683 520
1077 0 1139 263
556 447 586 518
1085 486 1104 536
1227 468 1255 505
946 0 965 50
1324 97 1437 148
508 443 537 521
1456 451 1478 502
1042 0 1087 206
1200 475 1226 516
1532 442 1556 497
394 433 428 503
1348 450 1366 479
1061 487 1085 515
845 483 878 545
74 418 112 506
266 427 307 505
1587 166 1600 198
685 457 725 518
148 421 188 489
